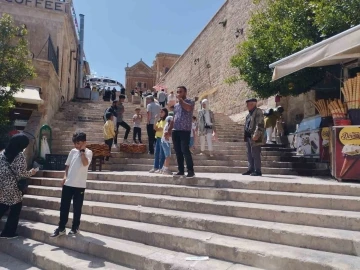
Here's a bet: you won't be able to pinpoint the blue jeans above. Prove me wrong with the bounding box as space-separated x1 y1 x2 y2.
154 138 165 169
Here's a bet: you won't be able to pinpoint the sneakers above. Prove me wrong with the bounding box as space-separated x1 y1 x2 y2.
149 168 156 173
50 228 66 238
0 233 19 239
155 169 162 174
162 168 173 175
68 228 80 236
242 170 253 175
186 171 195 178
173 171 185 177
123 139 130 144
250 171 262 176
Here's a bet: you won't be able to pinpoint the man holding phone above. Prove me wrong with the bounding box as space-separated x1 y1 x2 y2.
165 86 195 178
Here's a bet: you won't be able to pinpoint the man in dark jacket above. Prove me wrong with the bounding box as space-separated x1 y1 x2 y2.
243 98 265 176
104 100 118 123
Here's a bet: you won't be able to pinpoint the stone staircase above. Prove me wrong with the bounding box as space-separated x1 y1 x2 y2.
49 100 329 176
3 99 353 269
2 171 360 269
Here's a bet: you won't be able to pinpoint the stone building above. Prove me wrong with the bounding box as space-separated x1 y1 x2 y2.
0 0 83 160
159 0 317 130
125 53 180 94
125 60 157 93
153 53 180 83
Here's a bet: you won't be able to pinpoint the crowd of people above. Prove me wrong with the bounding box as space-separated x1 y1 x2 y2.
0 86 271 239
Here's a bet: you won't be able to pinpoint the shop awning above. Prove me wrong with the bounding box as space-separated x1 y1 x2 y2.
269 24 360 81
3 86 44 105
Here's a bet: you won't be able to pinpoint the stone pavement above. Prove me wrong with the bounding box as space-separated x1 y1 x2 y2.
2 171 360 269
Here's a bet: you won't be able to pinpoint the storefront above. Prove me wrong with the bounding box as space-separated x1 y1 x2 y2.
6 86 44 131
270 24 360 181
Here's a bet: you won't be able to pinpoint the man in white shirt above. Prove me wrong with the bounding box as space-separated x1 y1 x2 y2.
146 95 161 154
50 132 93 238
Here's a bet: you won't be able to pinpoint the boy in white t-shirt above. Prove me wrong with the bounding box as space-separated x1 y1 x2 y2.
50 132 93 238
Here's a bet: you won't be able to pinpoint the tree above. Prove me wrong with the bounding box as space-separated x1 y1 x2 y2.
228 0 360 98
0 13 35 125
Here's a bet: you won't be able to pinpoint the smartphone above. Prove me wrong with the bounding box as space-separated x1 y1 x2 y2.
34 167 39 172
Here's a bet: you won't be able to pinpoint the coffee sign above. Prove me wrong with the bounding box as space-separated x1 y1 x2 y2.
2 0 66 12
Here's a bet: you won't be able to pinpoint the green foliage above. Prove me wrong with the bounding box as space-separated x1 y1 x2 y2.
0 14 35 124
229 0 360 98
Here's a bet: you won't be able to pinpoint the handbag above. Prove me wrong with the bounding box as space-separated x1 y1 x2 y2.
5 162 29 195
202 113 213 129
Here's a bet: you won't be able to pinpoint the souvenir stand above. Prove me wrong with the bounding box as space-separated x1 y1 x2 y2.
269 24 360 181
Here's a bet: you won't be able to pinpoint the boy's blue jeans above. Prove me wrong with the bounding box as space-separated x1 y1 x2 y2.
154 137 165 169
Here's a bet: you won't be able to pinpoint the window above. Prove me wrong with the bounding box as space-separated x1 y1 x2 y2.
137 82 142 88
164 67 170 74
144 83 147 89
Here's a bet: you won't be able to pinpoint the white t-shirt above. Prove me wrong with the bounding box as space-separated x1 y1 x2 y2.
64 148 93 188
162 116 173 143
191 122 197 137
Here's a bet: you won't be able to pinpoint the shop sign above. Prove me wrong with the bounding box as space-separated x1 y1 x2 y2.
1 0 66 12
339 127 360 145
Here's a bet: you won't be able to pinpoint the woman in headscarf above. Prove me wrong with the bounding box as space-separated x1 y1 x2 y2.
0 134 36 239
198 99 217 157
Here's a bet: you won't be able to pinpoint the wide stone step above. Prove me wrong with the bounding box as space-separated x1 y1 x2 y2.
108 164 329 176
28 178 358 211
17 207 360 269
24 187 360 230
0 236 129 269
0 252 40 270
38 171 350 196
5 219 254 270
20 199 360 256
106 158 327 169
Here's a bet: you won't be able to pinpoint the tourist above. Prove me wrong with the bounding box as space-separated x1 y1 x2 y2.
198 99 216 157
167 91 176 108
158 89 167 108
114 95 131 145
146 95 161 154
161 115 174 175
103 112 115 161
104 100 118 123
131 89 135 96
111 87 117 102
0 134 37 239
165 86 195 178
120 86 126 96
149 108 168 173
133 108 143 144
190 116 197 152
50 132 93 237
242 98 265 176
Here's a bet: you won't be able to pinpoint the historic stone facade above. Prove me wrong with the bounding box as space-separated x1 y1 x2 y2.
160 0 259 115
1 0 81 159
125 60 156 94
153 53 180 83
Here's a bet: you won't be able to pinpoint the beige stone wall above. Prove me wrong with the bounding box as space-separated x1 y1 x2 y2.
1 1 79 161
155 53 180 83
161 0 257 115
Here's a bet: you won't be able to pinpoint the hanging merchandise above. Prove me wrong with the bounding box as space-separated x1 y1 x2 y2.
341 74 360 125
40 136 51 159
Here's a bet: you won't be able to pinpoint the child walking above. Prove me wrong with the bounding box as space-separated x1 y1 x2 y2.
161 115 173 175
133 108 143 144
103 112 115 161
149 108 168 173
50 132 93 237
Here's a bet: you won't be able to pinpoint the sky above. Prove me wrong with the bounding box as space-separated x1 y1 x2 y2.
72 0 225 85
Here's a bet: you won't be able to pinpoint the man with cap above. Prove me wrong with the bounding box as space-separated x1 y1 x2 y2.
243 98 265 176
